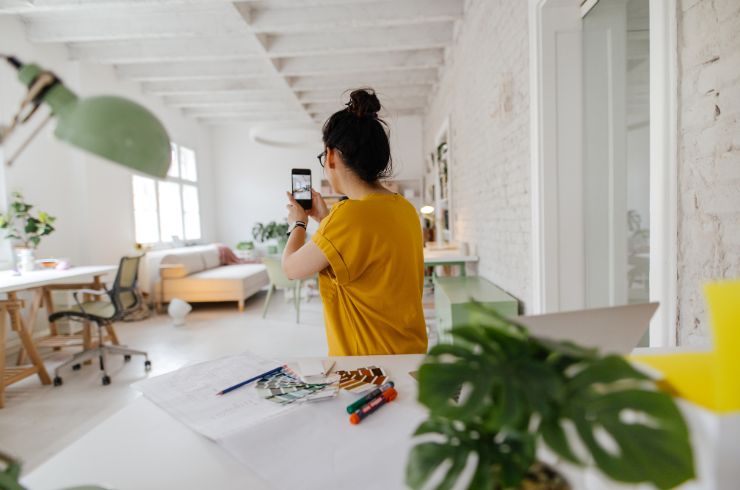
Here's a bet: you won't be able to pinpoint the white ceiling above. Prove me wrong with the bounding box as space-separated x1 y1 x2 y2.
0 0 465 126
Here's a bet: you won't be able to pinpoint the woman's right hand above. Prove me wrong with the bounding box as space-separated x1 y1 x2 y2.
308 188 330 223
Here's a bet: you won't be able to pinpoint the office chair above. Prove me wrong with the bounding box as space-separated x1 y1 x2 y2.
49 256 151 386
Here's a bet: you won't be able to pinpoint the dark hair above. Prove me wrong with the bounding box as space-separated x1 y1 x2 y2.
321 88 392 183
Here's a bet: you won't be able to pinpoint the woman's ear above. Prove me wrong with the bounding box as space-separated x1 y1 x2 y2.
326 148 337 169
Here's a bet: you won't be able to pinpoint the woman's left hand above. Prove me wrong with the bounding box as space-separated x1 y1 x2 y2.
286 191 309 224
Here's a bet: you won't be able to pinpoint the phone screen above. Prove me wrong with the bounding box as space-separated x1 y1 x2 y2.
292 173 311 201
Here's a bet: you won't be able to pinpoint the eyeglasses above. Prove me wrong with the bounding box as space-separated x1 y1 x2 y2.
317 150 326 168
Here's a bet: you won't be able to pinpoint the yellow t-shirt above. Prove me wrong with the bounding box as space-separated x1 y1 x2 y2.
312 193 428 356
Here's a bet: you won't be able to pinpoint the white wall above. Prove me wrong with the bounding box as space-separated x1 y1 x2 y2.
424 0 531 309
210 114 424 249
676 0 740 345
0 16 217 268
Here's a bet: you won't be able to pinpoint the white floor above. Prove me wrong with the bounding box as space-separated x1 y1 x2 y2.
0 290 329 473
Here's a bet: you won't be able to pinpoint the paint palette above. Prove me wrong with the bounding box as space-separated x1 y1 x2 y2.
335 366 388 394
255 368 338 405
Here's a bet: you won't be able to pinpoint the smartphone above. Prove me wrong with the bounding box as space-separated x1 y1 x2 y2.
291 168 312 210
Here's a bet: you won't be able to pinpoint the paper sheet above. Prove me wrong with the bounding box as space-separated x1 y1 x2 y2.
220 388 428 490
132 353 296 440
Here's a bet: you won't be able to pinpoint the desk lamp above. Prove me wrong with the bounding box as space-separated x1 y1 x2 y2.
0 55 170 178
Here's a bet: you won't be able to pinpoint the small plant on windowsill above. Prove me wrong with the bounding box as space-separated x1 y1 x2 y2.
407 306 694 490
0 191 56 272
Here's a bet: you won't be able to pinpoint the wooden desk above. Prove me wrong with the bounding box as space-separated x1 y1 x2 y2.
0 266 117 407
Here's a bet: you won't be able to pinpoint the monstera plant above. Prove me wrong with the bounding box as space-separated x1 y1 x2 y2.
407 306 694 490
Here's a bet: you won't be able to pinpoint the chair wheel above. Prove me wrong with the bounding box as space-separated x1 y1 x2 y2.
144 360 152 371
102 375 111 386
53 376 63 386
72 363 81 371
124 355 132 362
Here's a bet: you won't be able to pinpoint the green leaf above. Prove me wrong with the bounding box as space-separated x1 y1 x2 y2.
29 236 41 247
539 417 582 465
406 442 471 490
564 384 694 488
418 352 494 421
24 219 39 233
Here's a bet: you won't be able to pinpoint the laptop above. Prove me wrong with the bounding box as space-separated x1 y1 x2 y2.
516 302 659 354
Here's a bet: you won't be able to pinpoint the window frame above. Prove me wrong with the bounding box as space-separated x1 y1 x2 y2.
132 142 202 246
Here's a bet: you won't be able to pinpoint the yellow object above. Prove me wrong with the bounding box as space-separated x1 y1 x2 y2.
630 281 740 413
705 281 740 411
312 194 428 356
630 352 717 409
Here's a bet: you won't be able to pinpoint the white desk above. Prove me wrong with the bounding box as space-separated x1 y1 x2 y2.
24 355 426 490
0 266 117 295
0 266 117 407
20 350 734 490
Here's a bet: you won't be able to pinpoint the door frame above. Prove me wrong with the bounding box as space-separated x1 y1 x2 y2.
529 0 678 346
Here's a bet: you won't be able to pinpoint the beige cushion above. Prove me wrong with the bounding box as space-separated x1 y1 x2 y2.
160 264 188 279
161 250 205 275
201 245 221 269
161 264 269 302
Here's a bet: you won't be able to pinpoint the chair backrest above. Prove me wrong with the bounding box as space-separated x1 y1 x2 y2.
262 256 298 289
110 256 143 316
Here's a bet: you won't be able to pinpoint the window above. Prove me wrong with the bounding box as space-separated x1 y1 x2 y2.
132 143 201 244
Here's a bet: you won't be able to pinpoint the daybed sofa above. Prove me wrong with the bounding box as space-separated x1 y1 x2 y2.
140 244 269 311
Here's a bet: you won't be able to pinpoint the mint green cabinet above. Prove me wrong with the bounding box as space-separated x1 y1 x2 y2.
433 276 519 344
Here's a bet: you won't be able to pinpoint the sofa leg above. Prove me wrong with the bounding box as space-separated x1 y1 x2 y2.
238 299 245 312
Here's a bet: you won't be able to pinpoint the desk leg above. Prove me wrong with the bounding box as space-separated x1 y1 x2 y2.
43 288 60 351
0 307 6 408
15 289 44 366
458 261 466 277
7 297 50 385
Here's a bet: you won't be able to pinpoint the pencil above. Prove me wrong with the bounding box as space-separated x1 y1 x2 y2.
217 366 283 395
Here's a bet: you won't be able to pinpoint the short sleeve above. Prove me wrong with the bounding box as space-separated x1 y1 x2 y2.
312 202 353 285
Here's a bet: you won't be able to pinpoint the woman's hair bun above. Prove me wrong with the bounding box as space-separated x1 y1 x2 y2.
346 88 381 118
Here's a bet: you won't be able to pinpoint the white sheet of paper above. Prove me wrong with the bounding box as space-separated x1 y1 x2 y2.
132 353 295 441
219 388 428 490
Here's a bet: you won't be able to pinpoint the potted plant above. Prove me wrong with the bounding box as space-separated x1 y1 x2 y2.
0 191 56 273
235 241 255 259
252 221 289 255
407 306 694 490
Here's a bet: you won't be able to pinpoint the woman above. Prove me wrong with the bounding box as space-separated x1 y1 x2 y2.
282 88 428 356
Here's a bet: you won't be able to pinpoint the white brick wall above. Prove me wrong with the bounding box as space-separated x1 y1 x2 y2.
424 0 531 309
676 0 740 345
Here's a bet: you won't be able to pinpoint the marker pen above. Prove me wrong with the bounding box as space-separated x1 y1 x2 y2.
349 387 398 425
346 381 395 414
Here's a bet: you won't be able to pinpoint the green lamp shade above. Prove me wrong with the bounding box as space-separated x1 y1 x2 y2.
54 96 171 178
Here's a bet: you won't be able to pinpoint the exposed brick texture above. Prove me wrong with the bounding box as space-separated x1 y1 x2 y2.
423 0 531 309
677 0 740 345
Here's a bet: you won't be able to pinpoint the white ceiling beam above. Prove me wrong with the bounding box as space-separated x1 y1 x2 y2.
162 91 290 106
288 68 438 90
24 6 247 43
309 107 423 121
279 49 443 77
0 0 235 14
304 96 427 113
115 60 274 81
296 85 432 104
264 23 454 57
198 114 313 125
167 101 300 112
183 106 304 117
68 38 261 64
141 79 284 95
240 0 463 33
